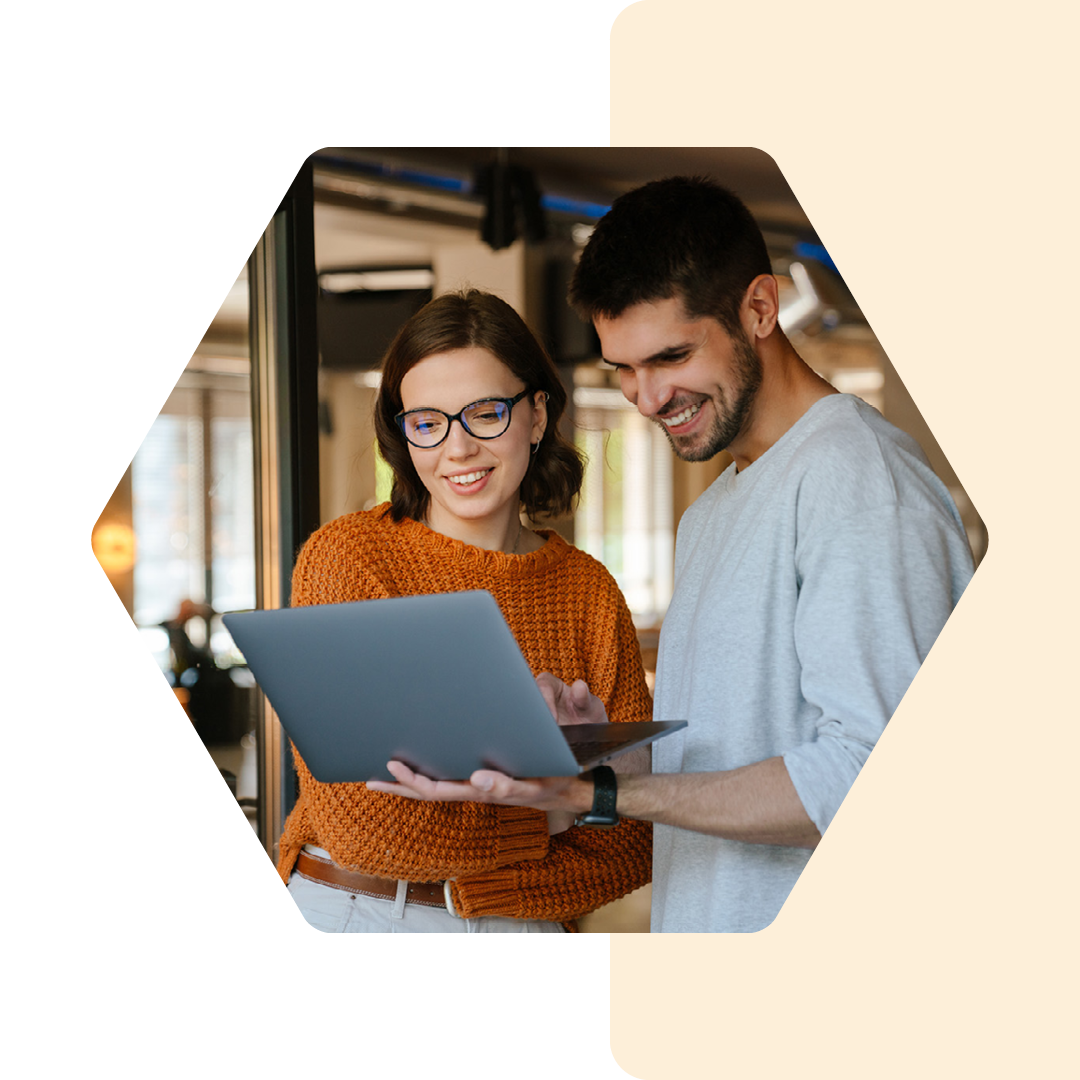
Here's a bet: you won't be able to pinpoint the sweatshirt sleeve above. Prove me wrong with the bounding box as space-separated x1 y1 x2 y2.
783 504 973 834
289 522 384 608
450 814 652 922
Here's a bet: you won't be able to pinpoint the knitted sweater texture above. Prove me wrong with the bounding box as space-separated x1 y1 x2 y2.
276 506 653 923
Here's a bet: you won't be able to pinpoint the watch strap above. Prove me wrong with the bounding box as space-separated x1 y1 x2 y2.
576 764 618 828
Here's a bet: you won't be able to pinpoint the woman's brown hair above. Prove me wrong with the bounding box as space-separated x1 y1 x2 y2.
373 289 584 524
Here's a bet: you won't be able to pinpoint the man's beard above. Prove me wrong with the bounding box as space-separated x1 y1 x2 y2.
661 331 763 462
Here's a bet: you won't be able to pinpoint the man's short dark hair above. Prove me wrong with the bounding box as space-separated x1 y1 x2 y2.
568 176 773 334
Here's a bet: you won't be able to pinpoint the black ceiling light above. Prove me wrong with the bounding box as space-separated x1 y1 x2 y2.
475 151 547 251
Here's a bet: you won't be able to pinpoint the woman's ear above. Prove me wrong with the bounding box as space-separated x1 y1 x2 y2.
531 390 549 446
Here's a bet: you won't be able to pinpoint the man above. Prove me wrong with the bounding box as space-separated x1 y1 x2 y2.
372 176 975 933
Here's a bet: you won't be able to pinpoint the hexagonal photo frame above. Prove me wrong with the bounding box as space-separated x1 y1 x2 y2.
91 148 984 935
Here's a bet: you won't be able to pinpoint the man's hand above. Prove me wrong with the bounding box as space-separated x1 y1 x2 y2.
536 672 650 777
366 760 593 815
535 672 607 726
366 757 820 848
364 674 647 823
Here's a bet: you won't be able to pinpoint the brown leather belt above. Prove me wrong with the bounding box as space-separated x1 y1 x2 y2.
295 850 452 911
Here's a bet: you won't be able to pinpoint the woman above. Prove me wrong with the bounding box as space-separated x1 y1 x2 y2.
277 289 652 933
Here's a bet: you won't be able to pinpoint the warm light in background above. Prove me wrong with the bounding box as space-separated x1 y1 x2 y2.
92 521 136 574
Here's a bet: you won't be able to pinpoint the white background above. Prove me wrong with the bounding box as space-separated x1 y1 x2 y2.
3 2 628 1075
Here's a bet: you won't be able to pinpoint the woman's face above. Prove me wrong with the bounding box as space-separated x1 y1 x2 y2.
399 346 547 538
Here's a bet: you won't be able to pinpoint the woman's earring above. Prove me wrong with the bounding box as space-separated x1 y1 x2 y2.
531 440 540 456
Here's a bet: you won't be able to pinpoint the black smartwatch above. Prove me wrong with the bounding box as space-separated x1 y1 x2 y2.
575 765 619 828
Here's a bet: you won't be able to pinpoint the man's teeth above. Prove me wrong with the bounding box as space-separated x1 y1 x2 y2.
448 470 491 486
661 404 701 428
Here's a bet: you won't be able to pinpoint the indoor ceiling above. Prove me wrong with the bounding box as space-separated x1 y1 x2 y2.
316 147 813 234
201 148 830 356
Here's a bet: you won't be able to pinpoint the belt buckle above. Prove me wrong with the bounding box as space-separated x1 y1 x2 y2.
443 880 462 918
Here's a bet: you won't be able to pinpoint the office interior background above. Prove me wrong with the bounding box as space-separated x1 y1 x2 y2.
91 147 986 932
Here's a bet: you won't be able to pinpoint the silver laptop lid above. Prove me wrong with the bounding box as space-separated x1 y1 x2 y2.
225 590 588 782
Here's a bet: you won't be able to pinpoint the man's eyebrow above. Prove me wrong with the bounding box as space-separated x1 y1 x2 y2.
601 342 696 366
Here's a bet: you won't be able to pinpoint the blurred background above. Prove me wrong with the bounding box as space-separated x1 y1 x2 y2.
91 147 985 932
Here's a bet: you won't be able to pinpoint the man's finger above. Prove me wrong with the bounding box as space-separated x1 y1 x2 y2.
469 769 520 798
570 679 592 710
365 778 421 799
469 771 562 806
535 677 559 721
385 760 443 797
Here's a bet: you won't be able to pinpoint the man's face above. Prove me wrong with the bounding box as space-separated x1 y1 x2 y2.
594 297 762 463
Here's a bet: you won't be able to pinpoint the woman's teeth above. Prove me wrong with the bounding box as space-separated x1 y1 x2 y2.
447 469 492 486
661 403 701 428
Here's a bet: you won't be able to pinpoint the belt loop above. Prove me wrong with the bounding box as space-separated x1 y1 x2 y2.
391 880 408 919
444 880 462 919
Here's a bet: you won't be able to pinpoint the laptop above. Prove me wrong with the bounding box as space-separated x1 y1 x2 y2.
223 590 686 783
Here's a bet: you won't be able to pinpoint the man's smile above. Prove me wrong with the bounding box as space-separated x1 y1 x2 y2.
659 402 702 430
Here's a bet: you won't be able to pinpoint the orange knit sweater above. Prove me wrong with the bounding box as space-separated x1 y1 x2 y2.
276 506 653 923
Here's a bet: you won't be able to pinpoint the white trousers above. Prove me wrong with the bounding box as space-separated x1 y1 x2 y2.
286 871 566 934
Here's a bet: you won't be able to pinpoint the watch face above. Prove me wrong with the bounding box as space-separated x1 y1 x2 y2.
576 812 618 829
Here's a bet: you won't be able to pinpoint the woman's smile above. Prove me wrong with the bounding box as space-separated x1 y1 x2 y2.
445 467 494 489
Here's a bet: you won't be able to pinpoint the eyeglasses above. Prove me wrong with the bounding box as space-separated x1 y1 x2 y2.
395 388 533 449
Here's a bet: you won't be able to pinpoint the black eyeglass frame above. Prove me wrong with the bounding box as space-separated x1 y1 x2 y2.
395 388 534 449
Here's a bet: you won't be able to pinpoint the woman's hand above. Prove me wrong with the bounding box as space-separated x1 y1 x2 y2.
535 673 607 726
536 670 646 773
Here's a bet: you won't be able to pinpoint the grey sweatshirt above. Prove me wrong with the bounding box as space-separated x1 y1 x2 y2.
650 394 974 933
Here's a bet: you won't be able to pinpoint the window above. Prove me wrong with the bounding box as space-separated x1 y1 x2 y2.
131 371 255 655
573 384 673 626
